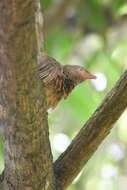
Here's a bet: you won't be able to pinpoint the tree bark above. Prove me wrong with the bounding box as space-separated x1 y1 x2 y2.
54 70 127 190
0 0 55 190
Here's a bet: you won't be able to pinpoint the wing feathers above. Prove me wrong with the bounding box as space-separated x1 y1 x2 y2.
39 55 63 84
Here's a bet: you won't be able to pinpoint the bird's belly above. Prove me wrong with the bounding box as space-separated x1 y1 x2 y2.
46 88 63 109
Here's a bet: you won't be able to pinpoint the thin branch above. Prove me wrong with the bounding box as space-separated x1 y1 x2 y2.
44 0 127 34
54 70 127 190
44 0 79 32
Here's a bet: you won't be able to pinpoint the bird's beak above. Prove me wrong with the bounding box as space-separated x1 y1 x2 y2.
85 72 97 79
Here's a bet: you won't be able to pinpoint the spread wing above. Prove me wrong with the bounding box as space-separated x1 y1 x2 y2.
39 55 63 84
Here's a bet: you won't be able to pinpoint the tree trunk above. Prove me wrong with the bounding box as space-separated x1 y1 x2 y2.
0 0 55 190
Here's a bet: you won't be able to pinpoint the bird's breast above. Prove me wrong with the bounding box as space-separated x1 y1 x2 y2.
63 78 75 95
44 77 75 109
44 78 65 109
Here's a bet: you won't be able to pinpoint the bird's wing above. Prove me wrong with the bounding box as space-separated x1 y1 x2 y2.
39 55 63 84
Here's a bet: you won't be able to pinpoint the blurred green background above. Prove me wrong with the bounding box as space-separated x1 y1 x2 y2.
0 0 127 189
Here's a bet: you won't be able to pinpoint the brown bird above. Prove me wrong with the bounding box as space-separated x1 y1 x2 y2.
39 54 96 110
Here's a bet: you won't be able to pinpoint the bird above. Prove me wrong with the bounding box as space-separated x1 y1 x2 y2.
38 54 96 110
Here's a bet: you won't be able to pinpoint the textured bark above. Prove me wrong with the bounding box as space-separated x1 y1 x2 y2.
54 70 127 190
0 0 55 190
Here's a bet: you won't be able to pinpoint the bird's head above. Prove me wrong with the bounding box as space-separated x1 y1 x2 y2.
64 65 96 84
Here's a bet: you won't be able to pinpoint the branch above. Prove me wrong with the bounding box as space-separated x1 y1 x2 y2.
44 0 127 34
44 0 79 32
54 70 127 190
